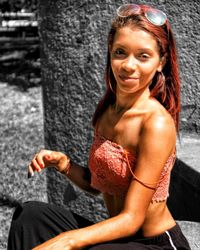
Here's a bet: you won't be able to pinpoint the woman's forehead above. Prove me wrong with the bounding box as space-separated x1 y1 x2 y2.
112 26 159 51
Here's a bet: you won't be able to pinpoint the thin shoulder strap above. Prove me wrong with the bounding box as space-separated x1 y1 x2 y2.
124 151 157 191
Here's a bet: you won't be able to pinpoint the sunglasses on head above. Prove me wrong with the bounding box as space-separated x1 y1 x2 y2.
117 4 167 26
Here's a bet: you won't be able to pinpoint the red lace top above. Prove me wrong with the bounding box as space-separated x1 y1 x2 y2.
89 132 176 202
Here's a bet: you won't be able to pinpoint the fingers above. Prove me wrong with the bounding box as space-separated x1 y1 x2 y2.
28 150 63 178
28 151 48 178
28 154 42 178
28 165 34 178
35 152 46 169
34 154 44 172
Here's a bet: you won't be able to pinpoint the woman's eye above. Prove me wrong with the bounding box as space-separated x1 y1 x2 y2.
138 53 150 60
116 48 124 54
113 48 125 56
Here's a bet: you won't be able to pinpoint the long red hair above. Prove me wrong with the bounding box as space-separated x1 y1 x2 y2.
92 5 181 131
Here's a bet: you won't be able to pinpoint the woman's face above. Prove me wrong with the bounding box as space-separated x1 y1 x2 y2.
110 26 164 95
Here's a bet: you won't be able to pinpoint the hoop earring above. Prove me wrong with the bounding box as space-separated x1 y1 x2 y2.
108 80 115 93
158 71 165 86
157 71 167 101
108 67 116 93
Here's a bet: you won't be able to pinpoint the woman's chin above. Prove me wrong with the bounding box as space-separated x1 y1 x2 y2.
117 85 137 94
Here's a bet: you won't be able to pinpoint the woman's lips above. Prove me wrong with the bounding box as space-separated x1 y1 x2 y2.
119 75 139 81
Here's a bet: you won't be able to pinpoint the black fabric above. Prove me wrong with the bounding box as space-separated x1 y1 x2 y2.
7 201 191 250
7 201 93 250
87 224 191 249
167 158 200 222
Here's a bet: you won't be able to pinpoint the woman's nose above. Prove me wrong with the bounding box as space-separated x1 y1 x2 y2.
121 56 137 72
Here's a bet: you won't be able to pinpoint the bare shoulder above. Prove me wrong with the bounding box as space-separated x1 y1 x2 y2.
140 100 177 152
144 98 175 130
145 111 175 134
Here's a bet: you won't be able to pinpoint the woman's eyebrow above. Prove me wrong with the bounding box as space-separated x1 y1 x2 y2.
112 43 126 49
137 48 154 53
112 44 154 53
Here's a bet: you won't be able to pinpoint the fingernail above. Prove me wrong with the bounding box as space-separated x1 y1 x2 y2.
40 163 44 168
28 172 34 178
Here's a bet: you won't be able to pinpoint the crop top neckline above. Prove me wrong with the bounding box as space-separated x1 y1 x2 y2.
94 129 175 161
89 130 176 202
95 130 137 158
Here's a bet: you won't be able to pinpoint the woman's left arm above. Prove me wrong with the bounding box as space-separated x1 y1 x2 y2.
32 114 176 250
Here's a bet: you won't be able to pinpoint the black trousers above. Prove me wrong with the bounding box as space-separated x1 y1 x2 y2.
7 201 191 250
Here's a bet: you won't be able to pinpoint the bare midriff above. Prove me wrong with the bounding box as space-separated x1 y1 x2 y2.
103 193 176 237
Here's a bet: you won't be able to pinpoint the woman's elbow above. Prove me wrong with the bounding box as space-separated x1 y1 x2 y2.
120 210 145 235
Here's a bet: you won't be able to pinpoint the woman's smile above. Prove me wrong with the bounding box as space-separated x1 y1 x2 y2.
118 75 140 91
119 75 139 82
110 26 163 95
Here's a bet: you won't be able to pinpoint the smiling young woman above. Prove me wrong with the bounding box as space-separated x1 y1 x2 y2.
110 27 164 95
8 4 190 250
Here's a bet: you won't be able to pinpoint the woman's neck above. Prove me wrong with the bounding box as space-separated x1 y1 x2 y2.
113 88 150 114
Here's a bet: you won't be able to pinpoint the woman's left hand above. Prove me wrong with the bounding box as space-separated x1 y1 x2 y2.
32 232 81 250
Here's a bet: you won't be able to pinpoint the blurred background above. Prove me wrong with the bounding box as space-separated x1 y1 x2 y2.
0 0 40 90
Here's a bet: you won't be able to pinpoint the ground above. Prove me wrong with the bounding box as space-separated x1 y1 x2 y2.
0 82 46 250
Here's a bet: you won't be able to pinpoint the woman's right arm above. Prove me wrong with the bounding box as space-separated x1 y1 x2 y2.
28 149 100 195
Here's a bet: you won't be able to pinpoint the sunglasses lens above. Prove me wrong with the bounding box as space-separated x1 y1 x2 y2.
117 4 141 17
117 4 167 26
145 9 167 26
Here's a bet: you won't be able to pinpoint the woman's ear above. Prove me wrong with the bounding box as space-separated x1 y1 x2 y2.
158 53 167 72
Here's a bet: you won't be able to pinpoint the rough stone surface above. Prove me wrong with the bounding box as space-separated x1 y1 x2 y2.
38 0 120 221
178 221 200 250
176 132 200 173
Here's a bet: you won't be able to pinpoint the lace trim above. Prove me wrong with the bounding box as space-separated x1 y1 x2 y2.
90 131 176 200
95 131 137 158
